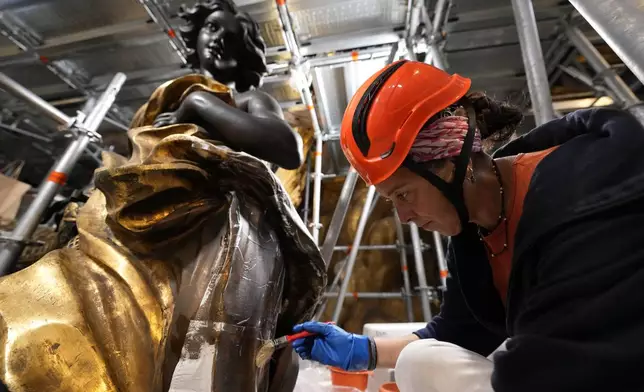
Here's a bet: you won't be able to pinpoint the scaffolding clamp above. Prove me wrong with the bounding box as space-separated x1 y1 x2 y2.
322 133 340 142
400 287 413 298
68 113 103 144
415 285 437 300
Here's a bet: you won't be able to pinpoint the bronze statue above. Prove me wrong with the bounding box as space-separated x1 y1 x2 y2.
152 0 303 170
0 1 325 391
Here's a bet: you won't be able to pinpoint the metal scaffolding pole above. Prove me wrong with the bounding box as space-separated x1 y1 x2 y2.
309 47 392 68
404 0 414 39
392 0 451 304
0 73 72 127
0 122 51 143
313 256 348 320
0 12 130 127
331 186 377 323
431 0 450 38
387 42 400 64
565 24 639 106
404 37 417 62
302 153 312 226
544 34 570 76
276 0 324 244
569 0 644 85
324 292 406 299
334 244 403 252
564 23 644 124
313 190 379 321
418 0 448 70
402 0 419 62
394 0 452 300
320 168 359 265
432 232 449 289
302 84 324 244
105 116 129 132
394 211 415 322
409 222 432 321
0 73 127 276
138 0 188 64
558 64 606 92
511 0 556 125
275 0 302 62
516 31 569 105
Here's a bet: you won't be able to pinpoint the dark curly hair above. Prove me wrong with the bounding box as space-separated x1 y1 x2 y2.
427 92 523 142
416 92 524 172
178 0 268 91
465 91 524 143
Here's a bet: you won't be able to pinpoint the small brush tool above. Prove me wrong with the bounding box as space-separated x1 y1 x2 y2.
255 330 317 368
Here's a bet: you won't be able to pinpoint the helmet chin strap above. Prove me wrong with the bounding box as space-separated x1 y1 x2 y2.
402 98 477 234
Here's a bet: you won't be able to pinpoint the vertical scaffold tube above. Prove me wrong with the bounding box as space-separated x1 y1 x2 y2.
511 0 555 125
0 73 126 276
394 211 415 322
409 223 432 321
331 186 377 323
568 0 644 85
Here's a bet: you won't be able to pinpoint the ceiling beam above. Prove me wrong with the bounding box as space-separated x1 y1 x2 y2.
137 0 188 64
301 28 402 57
0 19 157 59
0 11 130 125
448 1 573 32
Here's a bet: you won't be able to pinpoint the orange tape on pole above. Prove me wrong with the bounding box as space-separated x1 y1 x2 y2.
48 171 67 185
440 270 449 278
401 265 408 272
167 29 176 39
351 51 359 61
276 0 286 5
352 292 359 299
307 105 314 110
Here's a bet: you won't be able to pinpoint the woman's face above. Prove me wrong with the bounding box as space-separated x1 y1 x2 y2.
375 163 462 236
196 5 244 82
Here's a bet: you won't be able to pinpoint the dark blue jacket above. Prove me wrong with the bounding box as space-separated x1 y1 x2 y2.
414 108 644 391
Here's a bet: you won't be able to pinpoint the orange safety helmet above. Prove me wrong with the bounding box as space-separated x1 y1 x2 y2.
340 60 472 185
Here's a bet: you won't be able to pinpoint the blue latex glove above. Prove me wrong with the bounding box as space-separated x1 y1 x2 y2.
291 321 371 371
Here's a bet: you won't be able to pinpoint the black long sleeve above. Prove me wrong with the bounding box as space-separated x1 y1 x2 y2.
414 242 506 357
493 108 644 391
494 109 596 158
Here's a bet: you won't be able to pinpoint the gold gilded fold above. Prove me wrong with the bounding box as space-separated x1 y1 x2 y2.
0 76 325 391
131 75 234 128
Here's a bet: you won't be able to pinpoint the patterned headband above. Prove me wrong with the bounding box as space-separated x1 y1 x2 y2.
408 115 482 162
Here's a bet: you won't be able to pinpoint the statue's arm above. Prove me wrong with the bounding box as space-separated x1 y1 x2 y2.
174 90 304 169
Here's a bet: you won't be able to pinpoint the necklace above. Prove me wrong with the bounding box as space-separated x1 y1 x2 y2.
478 159 509 258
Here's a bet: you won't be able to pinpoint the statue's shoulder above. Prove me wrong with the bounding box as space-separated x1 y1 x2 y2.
132 73 235 128
159 74 231 97
0 249 119 391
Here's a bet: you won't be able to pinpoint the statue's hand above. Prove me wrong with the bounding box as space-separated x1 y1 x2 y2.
153 111 179 127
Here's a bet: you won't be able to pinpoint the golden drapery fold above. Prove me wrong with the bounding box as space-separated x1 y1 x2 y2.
0 75 325 392
131 74 236 128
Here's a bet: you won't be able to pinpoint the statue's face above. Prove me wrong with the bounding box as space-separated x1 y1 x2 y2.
196 3 252 84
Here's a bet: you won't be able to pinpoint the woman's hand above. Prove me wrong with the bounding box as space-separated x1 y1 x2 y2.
291 321 372 371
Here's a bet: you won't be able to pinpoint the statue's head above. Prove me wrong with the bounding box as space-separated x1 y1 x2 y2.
178 0 267 92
